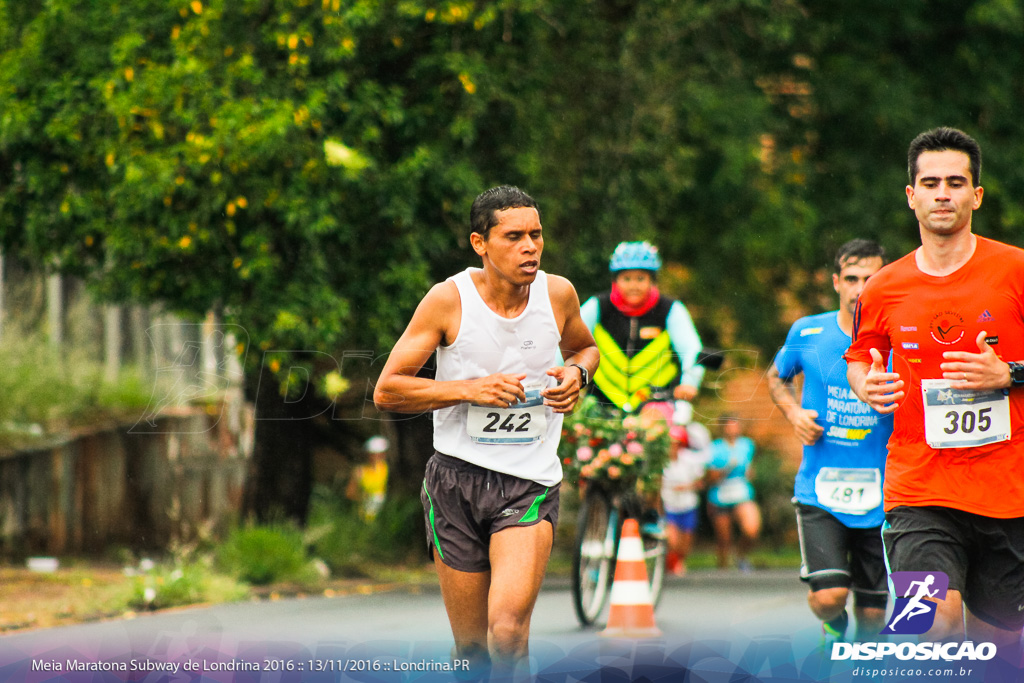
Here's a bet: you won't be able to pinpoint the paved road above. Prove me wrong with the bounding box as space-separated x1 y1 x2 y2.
1 568 813 643
0 569 836 678
0 570 999 682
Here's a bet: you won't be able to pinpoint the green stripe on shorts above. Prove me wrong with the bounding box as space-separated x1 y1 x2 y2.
518 487 549 524
423 481 444 560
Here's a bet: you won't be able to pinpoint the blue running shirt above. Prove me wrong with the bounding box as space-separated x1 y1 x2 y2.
773 311 893 528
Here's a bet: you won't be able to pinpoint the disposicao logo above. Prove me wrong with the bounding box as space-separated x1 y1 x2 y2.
831 570 997 663
831 641 996 662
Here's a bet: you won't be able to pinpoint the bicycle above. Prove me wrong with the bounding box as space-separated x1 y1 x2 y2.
572 476 667 626
569 392 683 627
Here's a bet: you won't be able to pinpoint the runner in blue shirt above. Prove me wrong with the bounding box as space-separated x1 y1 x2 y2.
768 239 892 643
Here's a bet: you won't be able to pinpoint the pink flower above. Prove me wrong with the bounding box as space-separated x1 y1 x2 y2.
609 443 624 457
626 441 643 455
623 416 640 430
576 447 593 462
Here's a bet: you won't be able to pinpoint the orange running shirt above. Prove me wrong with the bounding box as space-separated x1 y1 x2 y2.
845 236 1024 518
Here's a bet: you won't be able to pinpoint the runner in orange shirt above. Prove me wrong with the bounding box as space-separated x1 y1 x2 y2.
846 127 1024 657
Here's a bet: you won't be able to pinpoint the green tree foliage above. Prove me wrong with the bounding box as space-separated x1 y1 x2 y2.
1 0 486 360
6 0 1024 520
449 0 814 347
1 0 510 518
0 0 812 517
801 0 1024 272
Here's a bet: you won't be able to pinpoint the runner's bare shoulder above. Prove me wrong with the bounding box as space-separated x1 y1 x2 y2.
545 273 581 308
415 279 462 347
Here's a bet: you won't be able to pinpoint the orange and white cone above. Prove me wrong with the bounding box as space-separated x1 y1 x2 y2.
600 518 662 638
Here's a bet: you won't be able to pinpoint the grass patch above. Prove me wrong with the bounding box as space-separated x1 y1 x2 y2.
682 547 802 571
128 560 248 611
0 564 138 631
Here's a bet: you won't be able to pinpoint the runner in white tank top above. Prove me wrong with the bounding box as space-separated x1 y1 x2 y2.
374 186 599 680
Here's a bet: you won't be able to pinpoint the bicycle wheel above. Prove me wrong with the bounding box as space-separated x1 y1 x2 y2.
572 486 617 626
642 532 667 607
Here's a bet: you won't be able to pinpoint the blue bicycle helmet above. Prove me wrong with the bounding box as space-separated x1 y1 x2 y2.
609 241 662 273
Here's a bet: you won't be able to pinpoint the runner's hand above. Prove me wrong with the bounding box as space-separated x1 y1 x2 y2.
790 408 824 446
863 348 904 414
541 366 582 414
470 373 527 407
940 330 1013 390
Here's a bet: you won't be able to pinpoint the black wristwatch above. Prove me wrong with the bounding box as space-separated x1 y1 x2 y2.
1009 361 1024 386
569 363 591 387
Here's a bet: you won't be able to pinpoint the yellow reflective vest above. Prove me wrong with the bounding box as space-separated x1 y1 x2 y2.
590 294 680 412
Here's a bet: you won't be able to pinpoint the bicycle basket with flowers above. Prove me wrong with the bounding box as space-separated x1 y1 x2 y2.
557 395 672 495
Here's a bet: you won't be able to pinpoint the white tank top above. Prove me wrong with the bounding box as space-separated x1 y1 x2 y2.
433 268 564 485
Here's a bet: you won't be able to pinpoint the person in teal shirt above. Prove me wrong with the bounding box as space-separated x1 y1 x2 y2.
706 415 760 571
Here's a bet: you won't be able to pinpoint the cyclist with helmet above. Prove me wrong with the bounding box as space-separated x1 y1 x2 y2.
580 241 705 411
581 241 705 540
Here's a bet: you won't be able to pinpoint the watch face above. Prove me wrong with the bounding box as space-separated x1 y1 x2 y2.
1013 363 1024 384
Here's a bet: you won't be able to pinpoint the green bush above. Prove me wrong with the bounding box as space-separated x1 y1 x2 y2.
216 523 315 586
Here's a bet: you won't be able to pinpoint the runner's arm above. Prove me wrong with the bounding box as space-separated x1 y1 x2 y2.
766 364 824 446
845 294 903 414
939 330 1012 390
373 283 527 413
703 445 730 484
847 349 904 415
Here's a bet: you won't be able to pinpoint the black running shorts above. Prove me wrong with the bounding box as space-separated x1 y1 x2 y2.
795 501 888 609
420 452 560 572
883 505 1024 631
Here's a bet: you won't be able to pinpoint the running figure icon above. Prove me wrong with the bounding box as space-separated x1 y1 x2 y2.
883 571 950 635
887 575 938 629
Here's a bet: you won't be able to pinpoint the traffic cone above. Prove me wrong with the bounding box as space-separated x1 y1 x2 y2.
600 518 662 638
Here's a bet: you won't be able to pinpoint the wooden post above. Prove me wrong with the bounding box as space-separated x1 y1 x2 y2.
130 305 149 375
0 248 5 341
202 310 219 390
104 305 122 383
46 273 63 346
